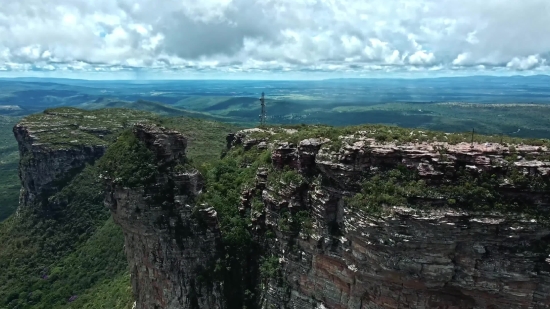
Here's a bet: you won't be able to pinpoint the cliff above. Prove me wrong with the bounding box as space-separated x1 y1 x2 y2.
103 124 225 309
13 107 152 215
0 108 156 309
2 108 250 309
106 124 550 309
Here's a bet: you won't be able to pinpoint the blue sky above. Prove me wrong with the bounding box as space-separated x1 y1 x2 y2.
1 0 549 80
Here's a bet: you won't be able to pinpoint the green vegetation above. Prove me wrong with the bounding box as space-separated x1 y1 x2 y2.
196 150 262 309
275 209 313 235
3 77 550 140
164 93 550 141
259 256 280 279
158 116 241 166
1 102 550 309
0 108 241 309
267 167 307 192
194 141 317 307
198 146 270 249
281 170 306 187
20 107 156 149
249 122 550 149
347 165 550 222
322 102 550 138
346 167 427 215
98 130 157 188
0 163 125 309
295 210 314 236
0 116 20 221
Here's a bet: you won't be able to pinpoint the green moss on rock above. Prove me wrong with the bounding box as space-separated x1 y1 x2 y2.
19 107 156 150
346 165 550 221
97 131 157 188
248 123 550 150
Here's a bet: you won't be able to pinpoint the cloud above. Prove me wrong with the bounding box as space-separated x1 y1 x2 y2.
0 0 549 77
507 55 545 70
409 51 435 65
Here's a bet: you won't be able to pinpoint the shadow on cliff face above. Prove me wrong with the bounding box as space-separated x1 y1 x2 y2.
425 287 476 308
101 124 268 309
18 145 106 217
39 162 94 217
101 122 550 309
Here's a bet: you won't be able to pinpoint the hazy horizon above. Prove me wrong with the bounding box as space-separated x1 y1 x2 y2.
1 73 550 82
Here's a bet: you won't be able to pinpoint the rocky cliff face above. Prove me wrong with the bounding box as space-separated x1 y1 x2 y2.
240 131 550 309
106 125 550 309
15 123 105 214
13 108 152 215
14 116 104 215
104 124 225 309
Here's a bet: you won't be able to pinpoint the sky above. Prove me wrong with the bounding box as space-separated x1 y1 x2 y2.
0 0 549 80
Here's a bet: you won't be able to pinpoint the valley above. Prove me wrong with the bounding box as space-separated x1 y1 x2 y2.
3 1 549 307
0 76 549 308
2 76 550 137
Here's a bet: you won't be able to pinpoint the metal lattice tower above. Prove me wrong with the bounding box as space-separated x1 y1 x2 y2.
259 92 266 127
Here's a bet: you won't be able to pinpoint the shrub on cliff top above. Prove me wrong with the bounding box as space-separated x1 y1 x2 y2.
250 123 550 149
98 130 157 187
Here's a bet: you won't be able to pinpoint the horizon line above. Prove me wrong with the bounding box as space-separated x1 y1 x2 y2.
0 73 549 82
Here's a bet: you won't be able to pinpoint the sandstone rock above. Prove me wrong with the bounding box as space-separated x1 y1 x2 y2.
102 125 550 309
17 110 550 309
104 125 225 309
13 123 107 215
235 129 550 309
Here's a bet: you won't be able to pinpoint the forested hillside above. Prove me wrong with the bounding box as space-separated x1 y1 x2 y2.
0 108 239 308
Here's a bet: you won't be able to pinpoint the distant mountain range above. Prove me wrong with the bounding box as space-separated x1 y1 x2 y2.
1 75 549 138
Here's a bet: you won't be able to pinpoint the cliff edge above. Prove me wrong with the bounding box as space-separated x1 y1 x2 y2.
105 123 550 309
13 107 152 215
2 107 155 308
103 124 225 309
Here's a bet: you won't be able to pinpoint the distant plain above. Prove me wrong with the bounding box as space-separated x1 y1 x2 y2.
0 75 550 220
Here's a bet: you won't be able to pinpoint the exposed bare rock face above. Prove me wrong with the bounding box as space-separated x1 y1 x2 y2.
233 130 550 309
106 125 550 309
13 108 153 215
15 123 106 214
104 124 225 309
14 118 105 215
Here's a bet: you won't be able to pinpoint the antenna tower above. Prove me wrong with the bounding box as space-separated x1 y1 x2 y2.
259 92 266 127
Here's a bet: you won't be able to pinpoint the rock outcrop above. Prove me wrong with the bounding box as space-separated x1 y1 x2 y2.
13 107 152 215
14 119 104 215
251 133 550 309
15 130 105 214
106 125 550 309
104 125 225 309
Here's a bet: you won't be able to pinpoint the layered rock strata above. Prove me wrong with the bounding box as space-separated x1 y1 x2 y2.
13 122 106 214
13 108 151 214
104 125 225 309
111 126 550 309
236 131 550 309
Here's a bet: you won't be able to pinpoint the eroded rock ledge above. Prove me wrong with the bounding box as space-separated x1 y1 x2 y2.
104 124 224 309
14 120 106 215
110 126 550 309
241 129 550 309
13 108 152 215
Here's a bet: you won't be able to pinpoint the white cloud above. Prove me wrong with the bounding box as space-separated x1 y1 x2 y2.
341 35 362 54
0 0 549 77
507 55 545 70
409 51 435 65
452 53 470 66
